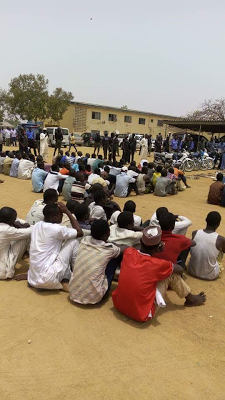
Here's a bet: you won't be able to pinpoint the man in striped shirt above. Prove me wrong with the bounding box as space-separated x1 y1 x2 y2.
71 172 90 203
69 220 121 304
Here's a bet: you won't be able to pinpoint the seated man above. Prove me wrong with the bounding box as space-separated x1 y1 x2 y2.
88 168 108 187
28 202 83 291
43 164 68 192
69 220 121 304
112 226 206 322
114 167 138 198
18 155 35 179
71 172 90 203
208 173 224 205
188 211 225 280
3 152 14 175
173 164 191 188
150 207 192 236
154 169 176 196
74 203 91 230
0 207 31 279
62 169 76 201
110 200 142 227
152 165 162 188
154 212 195 268
89 190 107 221
32 162 48 193
10 152 22 178
26 189 58 225
109 211 143 246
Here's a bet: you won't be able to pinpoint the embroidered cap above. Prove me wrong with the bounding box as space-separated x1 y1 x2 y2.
142 226 162 246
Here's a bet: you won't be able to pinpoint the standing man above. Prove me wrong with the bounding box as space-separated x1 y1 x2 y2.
27 127 37 156
0 129 3 152
148 134 152 155
102 132 110 159
129 134 136 161
5 127 11 146
94 132 101 156
53 127 63 156
11 128 17 147
18 129 28 154
68 132 77 152
110 133 117 162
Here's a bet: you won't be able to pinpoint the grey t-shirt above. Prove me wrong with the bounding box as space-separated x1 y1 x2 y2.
154 177 172 196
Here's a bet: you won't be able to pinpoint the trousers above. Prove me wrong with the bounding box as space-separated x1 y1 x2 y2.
156 273 191 313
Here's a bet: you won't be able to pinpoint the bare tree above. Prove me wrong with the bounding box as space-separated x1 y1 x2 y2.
186 98 225 121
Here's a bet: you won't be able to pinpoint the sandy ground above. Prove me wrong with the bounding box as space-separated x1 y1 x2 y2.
0 145 225 400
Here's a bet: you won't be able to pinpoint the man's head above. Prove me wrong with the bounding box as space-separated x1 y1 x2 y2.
206 211 221 229
98 155 103 160
36 155 43 163
65 151 70 157
117 211 134 229
142 166 148 174
85 164 91 172
85 153 90 158
159 212 176 232
148 162 154 169
91 153 96 159
156 207 168 221
104 165 110 174
64 162 70 171
217 172 223 182
43 189 58 204
37 161 45 170
43 203 62 224
0 207 17 226
75 203 90 222
123 200 136 214
168 167 174 174
91 220 110 241
121 166 128 173
94 168 101 176
51 164 59 172
8 152 14 158
156 165 163 173
77 151 83 157
93 190 107 206
69 169 76 177
140 226 165 256
91 183 104 194
161 169 167 177
104 132 108 137
66 199 79 214
75 172 84 182
16 152 22 160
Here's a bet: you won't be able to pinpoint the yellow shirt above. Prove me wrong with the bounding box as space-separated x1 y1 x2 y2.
152 172 161 187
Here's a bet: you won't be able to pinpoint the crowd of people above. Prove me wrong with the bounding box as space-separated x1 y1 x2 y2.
0 130 224 323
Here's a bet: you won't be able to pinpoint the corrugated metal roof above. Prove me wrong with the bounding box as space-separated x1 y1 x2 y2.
71 101 178 119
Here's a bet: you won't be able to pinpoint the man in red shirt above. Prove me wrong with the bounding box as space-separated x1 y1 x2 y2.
112 226 206 322
154 212 195 268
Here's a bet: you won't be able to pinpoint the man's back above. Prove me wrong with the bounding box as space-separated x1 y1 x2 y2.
208 181 224 205
154 177 171 196
114 174 130 197
188 230 221 280
154 231 191 264
112 247 172 321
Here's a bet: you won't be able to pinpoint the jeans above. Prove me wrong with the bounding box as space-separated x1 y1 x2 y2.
103 257 121 297
11 137 17 146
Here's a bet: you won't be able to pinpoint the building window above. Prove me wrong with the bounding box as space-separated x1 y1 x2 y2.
151 119 154 123
92 111 101 120
124 116 132 123
157 120 163 127
139 118 146 125
108 113 117 121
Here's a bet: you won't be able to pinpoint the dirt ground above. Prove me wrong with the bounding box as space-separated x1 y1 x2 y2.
0 145 225 400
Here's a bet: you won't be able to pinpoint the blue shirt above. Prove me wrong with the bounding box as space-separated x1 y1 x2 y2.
171 139 178 150
32 168 48 192
71 163 79 172
27 130 34 139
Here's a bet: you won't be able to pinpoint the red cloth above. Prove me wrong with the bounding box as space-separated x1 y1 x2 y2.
112 248 173 322
154 231 191 264
60 167 69 175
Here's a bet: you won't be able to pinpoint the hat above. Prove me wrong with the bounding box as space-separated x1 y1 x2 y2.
121 166 128 172
142 226 162 246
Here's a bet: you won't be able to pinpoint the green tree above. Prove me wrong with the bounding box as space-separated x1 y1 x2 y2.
4 74 74 123
0 89 7 123
47 87 74 123
6 74 49 121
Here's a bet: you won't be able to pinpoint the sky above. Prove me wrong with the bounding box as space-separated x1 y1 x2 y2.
1 0 225 117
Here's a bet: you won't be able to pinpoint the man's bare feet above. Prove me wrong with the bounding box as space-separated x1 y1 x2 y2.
184 291 206 307
61 282 69 292
13 273 28 281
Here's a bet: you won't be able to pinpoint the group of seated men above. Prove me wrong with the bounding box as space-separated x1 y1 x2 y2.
0 149 192 199
1 180 224 321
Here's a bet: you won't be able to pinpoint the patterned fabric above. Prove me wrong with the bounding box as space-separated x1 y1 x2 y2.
69 236 120 304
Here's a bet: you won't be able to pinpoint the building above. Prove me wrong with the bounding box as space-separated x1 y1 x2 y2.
51 101 179 138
